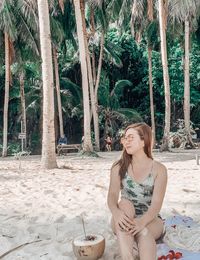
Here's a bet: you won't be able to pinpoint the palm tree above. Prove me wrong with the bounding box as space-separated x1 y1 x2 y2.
158 0 171 151
131 0 157 146
169 0 200 147
108 0 157 145
53 46 64 138
50 0 74 140
2 31 10 157
78 0 104 151
19 70 27 147
37 0 57 168
0 0 18 157
73 0 93 152
88 1 108 151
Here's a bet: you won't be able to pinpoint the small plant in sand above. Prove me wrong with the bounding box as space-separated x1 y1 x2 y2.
14 151 31 171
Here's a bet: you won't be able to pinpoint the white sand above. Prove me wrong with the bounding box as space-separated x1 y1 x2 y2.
0 150 199 259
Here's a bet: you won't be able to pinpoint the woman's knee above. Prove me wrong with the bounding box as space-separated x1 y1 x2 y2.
136 227 150 238
136 227 156 245
146 217 164 240
111 216 117 233
121 251 135 260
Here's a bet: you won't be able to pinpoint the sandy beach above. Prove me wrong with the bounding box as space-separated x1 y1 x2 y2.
0 150 199 259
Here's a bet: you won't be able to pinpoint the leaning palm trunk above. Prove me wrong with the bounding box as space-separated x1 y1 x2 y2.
74 0 93 152
19 71 27 148
158 0 171 151
90 6 96 85
37 0 57 168
184 19 195 148
87 56 100 151
85 42 99 151
80 1 99 151
147 46 156 147
94 32 105 148
2 32 10 157
53 46 64 138
94 32 104 100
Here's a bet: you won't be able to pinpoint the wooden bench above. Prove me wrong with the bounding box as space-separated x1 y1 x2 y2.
57 144 81 155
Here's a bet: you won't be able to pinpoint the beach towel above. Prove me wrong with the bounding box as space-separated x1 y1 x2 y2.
157 215 200 260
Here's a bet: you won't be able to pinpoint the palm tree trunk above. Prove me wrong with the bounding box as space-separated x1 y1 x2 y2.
80 0 100 151
2 32 10 157
19 71 27 148
94 32 104 99
74 0 93 152
147 46 156 147
92 52 96 85
53 46 64 138
90 6 96 85
87 56 100 150
184 18 195 148
158 0 171 151
37 0 57 168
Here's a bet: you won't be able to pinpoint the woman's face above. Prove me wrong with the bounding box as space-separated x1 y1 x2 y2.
123 128 144 155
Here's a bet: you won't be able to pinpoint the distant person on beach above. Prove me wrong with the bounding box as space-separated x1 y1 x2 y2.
107 123 167 260
58 134 67 145
105 135 112 151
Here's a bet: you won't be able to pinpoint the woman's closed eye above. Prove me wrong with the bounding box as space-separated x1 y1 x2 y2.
124 135 134 141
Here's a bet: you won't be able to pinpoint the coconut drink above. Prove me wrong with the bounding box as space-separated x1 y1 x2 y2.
72 234 105 260
72 215 105 260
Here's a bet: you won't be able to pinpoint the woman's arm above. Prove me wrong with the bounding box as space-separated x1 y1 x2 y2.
107 165 121 215
107 164 133 230
140 162 167 226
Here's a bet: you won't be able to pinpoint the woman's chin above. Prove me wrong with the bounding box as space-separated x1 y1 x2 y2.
125 149 133 155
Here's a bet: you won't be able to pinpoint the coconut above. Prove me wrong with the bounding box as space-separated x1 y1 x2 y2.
72 234 105 260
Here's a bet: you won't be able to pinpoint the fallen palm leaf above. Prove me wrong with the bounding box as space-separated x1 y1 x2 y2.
0 239 43 259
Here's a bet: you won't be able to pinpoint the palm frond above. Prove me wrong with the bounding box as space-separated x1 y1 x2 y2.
169 0 200 26
61 77 82 102
111 79 133 96
116 108 143 121
131 0 147 41
104 39 124 67
0 0 18 40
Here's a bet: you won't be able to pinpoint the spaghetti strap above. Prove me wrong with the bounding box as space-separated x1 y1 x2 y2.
150 160 154 174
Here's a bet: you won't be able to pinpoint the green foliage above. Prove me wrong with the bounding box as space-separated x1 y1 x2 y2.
8 143 21 155
0 0 200 153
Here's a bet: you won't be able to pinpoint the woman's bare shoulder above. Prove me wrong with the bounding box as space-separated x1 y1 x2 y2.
111 161 120 171
153 160 167 176
110 161 120 176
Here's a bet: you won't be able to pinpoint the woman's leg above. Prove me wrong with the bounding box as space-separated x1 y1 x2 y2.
111 199 138 260
136 217 164 260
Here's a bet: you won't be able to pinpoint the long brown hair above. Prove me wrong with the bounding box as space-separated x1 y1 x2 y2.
113 122 153 188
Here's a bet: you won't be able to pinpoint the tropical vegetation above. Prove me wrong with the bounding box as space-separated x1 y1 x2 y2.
0 0 200 168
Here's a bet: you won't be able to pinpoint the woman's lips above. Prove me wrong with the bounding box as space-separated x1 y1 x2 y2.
125 146 132 149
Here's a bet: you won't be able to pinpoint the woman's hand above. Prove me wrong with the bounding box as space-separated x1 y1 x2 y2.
113 209 133 232
128 217 145 236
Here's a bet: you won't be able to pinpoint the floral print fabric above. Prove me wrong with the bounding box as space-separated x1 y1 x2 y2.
121 172 154 216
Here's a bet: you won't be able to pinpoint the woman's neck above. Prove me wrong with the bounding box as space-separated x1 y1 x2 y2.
131 149 150 165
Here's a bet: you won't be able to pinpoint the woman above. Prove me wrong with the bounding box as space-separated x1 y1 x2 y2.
105 135 112 151
107 123 167 260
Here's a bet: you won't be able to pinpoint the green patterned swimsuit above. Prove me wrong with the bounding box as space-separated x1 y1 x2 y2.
121 164 154 216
